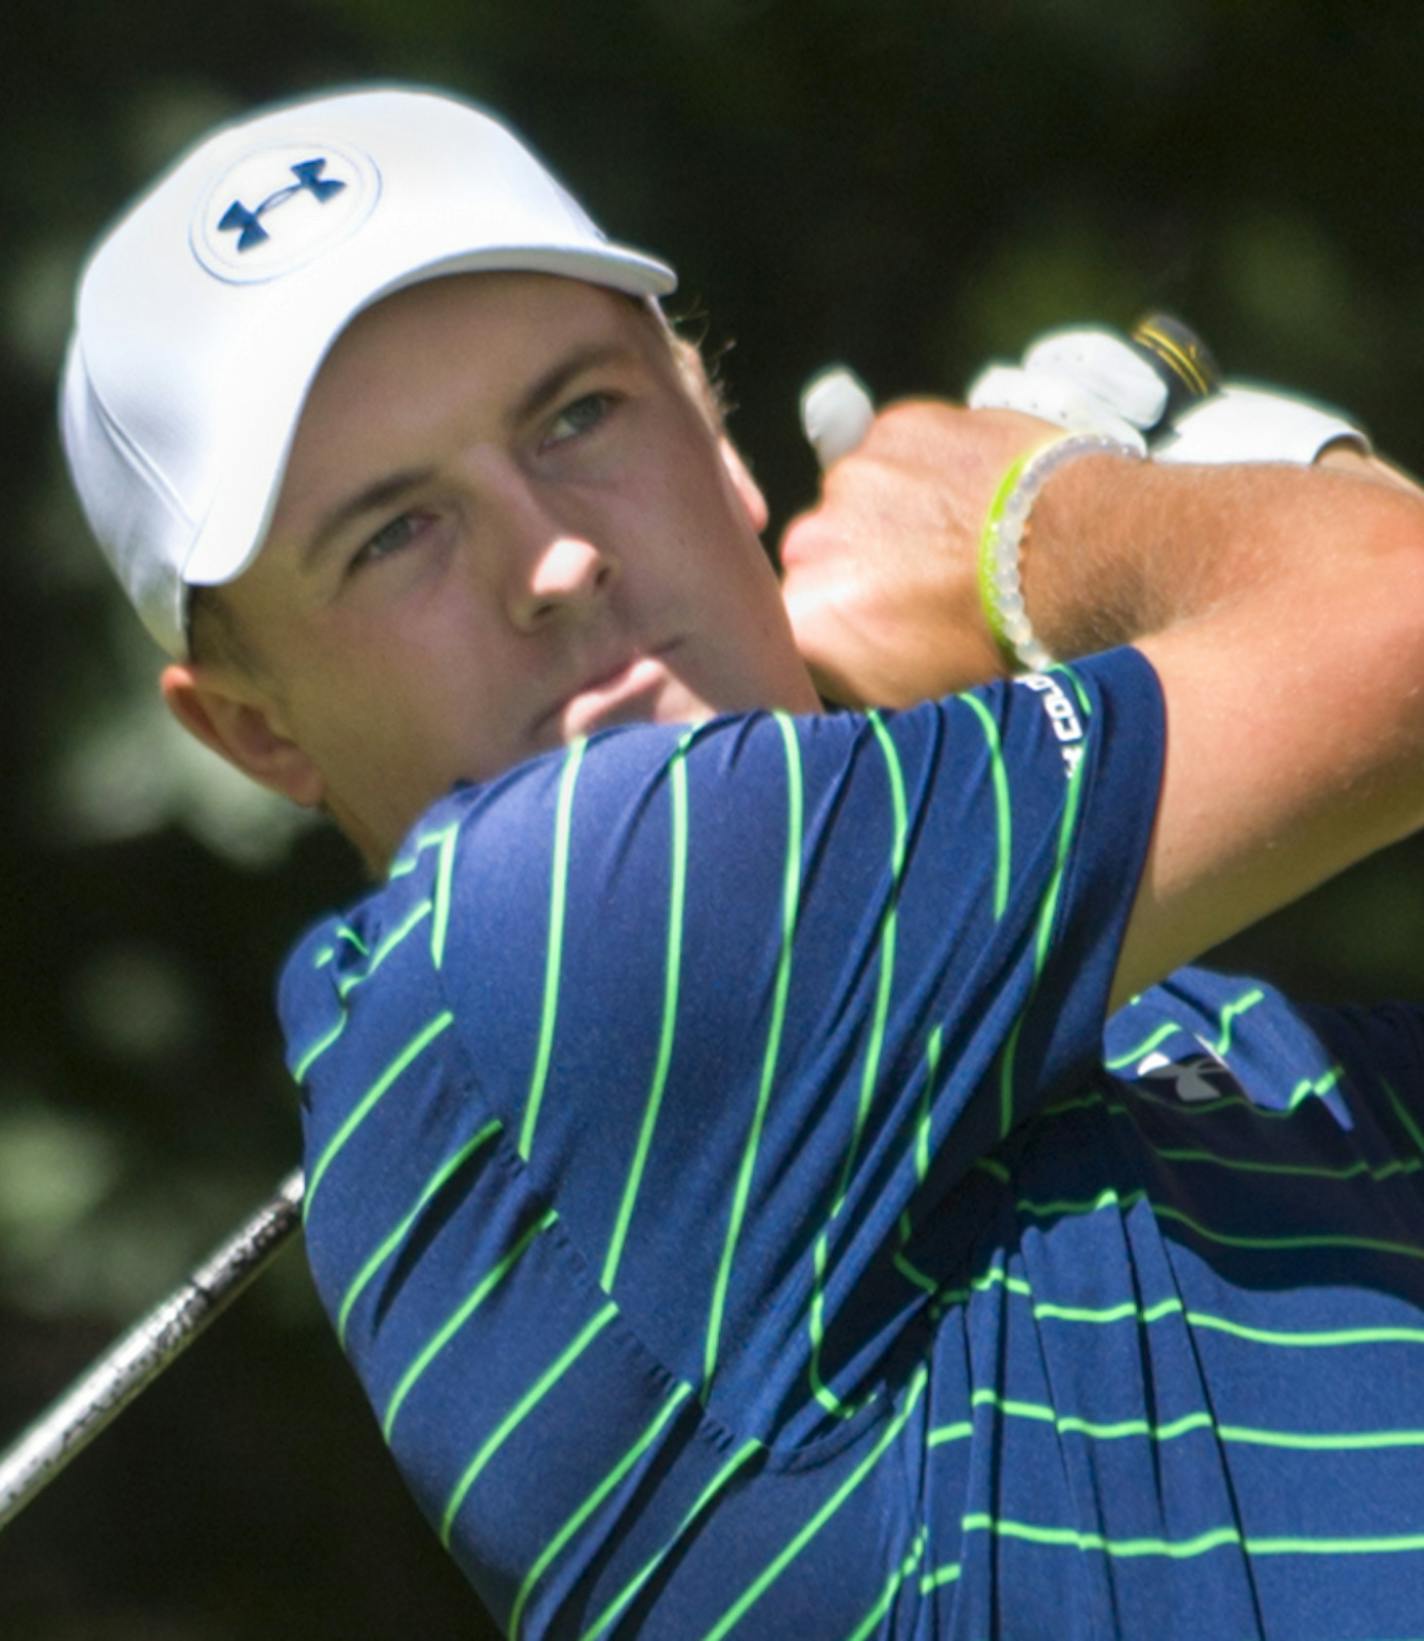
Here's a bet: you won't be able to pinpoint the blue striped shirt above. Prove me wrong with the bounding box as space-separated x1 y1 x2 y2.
280 648 1424 1638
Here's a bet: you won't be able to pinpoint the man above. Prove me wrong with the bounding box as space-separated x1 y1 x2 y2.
61 86 1424 1638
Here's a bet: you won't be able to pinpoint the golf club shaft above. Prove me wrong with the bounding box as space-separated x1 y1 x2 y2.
0 1169 304 1531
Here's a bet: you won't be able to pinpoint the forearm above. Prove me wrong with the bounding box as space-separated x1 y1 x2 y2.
1036 454 1424 1006
1025 452 1424 661
782 403 1424 1002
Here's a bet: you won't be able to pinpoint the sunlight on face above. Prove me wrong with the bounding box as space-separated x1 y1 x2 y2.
211 274 818 863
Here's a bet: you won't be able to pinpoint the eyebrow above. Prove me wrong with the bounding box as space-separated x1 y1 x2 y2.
300 467 436 572
511 341 634 428
297 340 639 573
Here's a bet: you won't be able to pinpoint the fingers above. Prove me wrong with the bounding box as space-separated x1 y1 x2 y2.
799 365 875 469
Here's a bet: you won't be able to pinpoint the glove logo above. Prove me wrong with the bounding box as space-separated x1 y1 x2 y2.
190 140 381 285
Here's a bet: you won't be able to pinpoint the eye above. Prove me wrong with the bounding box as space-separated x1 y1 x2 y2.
545 392 613 446
349 512 426 574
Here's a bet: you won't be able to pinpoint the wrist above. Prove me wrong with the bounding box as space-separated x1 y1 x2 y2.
978 437 1142 670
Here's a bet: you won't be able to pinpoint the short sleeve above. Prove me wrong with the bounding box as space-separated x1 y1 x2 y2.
282 648 1163 1448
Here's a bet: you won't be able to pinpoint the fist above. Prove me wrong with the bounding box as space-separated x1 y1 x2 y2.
779 401 1056 708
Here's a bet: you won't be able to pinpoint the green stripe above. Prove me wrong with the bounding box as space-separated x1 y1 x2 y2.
843 1526 928 1641
939 1388 1424 1453
1044 1089 1418 1183
1186 1312 1424 1349
383 1207 556 1440
960 1512 1424 1561
697 1365 929 1641
303 1010 454 1220
891 1033 941 1294
1103 1023 1179 1071
1014 1183 1424 1266
509 1382 693 1641
1382 1077 1424 1160
441 1302 618 1549
1113 1066 1343 1119
602 735 692 1291
336 1120 501 1345
1029 1289 1424 1348
1103 987 1265 1071
387 822 458 882
997 745 1086 1139
1049 1075 1342 1126
296 903 438 1083
1034 748 1085 978
1213 987 1265 1054
917 1028 940 1183
810 714 907 1417
1217 1423 1424 1451
1048 660 1093 718
997 1016 1026 1141
894 1250 940 1296
430 825 458 969
293 1013 348 1086
579 1438 764 1641
961 692 1011 919
519 739 587 1161
934 1254 1424 1350
1244 1533 1424 1556
337 898 433 997
1150 1143 1417 1185
703 713 802 1395
918 1562 962 1594
962 1511 1242 1560
315 924 369 965
933 1259 1034 1312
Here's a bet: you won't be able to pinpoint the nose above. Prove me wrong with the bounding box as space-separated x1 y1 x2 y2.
510 532 616 631
479 468 617 631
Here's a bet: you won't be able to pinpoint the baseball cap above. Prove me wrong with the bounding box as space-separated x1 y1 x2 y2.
60 86 678 657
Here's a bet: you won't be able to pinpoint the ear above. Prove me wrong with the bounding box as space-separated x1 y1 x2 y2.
718 436 769 534
160 663 324 809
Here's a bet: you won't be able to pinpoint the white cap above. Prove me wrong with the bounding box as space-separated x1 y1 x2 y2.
60 86 678 656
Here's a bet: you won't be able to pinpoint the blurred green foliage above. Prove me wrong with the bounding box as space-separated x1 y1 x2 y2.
2 1 1422 1634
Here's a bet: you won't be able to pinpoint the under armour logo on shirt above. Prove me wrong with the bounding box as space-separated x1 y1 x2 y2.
218 159 347 252
1135 1047 1232 1104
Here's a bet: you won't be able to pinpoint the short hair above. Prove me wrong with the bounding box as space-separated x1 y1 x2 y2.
188 583 264 674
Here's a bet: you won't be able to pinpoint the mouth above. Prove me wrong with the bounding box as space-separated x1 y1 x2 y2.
536 641 681 740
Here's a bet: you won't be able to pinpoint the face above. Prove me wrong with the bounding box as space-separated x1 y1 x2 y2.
175 273 818 864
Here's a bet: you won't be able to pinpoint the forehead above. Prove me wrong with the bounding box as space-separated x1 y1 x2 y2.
310 270 659 400
249 272 681 583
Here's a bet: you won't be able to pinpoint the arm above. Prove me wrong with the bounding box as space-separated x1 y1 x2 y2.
779 406 1424 1011
1038 453 1424 1008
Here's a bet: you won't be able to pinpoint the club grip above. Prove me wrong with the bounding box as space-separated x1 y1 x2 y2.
1129 313 1222 430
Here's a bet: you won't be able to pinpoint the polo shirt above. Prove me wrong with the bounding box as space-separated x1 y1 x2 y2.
281 648 1424 1638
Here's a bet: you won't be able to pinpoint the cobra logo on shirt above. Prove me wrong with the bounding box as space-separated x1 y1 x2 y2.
1017 672 1084 776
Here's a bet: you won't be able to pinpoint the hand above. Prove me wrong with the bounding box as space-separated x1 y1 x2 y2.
779 400 1056 708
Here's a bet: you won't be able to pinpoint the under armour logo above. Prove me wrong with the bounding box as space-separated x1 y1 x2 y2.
1135 1048 1232 1104
218 159 346 252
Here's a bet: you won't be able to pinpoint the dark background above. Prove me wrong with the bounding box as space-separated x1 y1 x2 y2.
2 3 1422 1636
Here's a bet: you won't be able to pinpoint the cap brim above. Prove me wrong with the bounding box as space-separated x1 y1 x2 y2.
181 243 676 595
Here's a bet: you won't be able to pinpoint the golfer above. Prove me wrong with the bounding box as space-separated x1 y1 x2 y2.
62 86 1424 1639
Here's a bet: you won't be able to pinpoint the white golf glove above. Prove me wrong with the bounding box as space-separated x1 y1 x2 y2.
799 324 1369 473
967 323 1368 464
